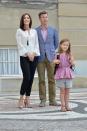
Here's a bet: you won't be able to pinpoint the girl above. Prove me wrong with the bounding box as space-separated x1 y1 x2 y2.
54 39 75 112
16 13 40 108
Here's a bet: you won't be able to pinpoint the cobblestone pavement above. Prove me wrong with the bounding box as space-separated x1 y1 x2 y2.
0 88 87 131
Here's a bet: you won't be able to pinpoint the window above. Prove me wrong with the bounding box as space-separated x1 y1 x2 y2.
0 48 21 76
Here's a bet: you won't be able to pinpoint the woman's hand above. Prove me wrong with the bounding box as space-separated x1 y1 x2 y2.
27 53 35 61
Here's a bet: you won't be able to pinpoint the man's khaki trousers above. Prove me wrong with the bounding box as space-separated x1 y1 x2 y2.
37 57 56 103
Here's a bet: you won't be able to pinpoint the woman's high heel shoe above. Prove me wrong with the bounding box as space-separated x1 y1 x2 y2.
18 96 25 109
24 96 30 108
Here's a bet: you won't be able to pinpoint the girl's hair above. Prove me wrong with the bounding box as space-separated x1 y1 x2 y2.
58 38 71 54
20 13 32 30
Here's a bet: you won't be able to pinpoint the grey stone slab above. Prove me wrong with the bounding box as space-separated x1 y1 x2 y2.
0 120 87 131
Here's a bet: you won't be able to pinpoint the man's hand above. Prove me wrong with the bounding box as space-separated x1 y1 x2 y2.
53 59 60 64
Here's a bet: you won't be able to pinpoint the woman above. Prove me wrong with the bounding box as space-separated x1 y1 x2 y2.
16 13 40 108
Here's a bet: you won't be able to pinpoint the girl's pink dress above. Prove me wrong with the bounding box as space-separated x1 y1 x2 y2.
55 53 74 80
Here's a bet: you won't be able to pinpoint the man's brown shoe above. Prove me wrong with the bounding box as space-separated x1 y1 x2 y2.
39 101 46 107
49 101 60 106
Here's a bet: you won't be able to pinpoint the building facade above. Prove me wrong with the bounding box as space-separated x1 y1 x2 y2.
0 0 87 92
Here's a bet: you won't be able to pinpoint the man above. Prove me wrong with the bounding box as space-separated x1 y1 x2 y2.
36 11 59 107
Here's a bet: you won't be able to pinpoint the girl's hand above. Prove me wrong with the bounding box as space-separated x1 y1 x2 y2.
53 59 60 64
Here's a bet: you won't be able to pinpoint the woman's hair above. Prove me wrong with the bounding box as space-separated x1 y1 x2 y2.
20 13 32 30
58 38 71 54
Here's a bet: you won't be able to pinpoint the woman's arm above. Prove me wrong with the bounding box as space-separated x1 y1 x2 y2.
33 30 40 56
16 29 28 56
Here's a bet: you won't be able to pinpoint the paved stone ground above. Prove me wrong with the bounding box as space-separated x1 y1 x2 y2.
0 88 87 131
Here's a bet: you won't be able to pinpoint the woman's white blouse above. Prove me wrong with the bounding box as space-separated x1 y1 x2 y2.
16 28 40 56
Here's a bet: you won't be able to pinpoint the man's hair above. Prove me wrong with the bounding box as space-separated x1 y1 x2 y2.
38 11 48 18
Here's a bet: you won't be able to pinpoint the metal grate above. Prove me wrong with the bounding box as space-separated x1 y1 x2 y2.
0 48 20 76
